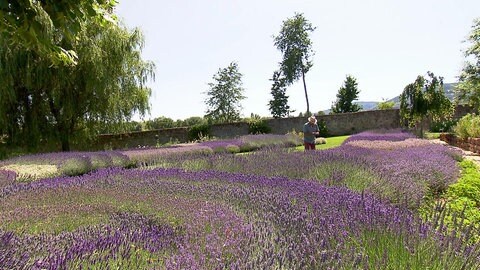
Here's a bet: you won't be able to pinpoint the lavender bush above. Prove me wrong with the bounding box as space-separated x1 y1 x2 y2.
1 167 477 269
142 131 461 208
0 151 132 183
0 130 477 269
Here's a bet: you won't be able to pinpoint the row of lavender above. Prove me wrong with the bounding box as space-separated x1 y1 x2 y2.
1 167 478 269
1 130 479 268
0 134 301 185
139 131 462 209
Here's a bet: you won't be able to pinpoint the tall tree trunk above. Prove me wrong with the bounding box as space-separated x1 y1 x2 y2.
60 129 70 151
302 70 310 115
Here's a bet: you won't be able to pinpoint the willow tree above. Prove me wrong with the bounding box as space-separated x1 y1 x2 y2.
273 13 315 115
400 72 453 137
0 0 116 65
0 20 154 151
456 18 480 113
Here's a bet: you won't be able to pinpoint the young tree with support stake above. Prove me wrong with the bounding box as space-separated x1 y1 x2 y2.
273 13 315 115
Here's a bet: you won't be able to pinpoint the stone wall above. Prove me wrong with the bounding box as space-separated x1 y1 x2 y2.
267 109 401 135
210 122 250 138
440 133 480 154
94 128 188 150
91 109 401 150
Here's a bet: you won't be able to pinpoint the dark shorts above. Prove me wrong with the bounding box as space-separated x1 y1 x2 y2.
304 142 316 150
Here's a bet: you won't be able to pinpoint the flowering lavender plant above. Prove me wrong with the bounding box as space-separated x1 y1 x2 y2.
0 167 477 269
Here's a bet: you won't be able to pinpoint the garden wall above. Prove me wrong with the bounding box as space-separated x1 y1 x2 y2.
93 128 189 150
268 109 400 135
91 109 400 150
440 133 480 154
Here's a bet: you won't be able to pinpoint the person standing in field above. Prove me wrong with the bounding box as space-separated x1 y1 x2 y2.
303 115 319 150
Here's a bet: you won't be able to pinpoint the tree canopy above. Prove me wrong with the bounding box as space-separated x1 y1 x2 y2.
204 62 245 124
0 16 154 151
273 13 315 114
0 0 116 65
400 72 453 137
377 100 395 110
331 75 362 114
456 18 480 113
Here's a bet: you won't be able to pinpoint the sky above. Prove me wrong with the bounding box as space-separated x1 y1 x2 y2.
115 0 480 121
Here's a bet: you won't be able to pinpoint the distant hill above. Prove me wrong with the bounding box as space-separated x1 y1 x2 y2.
321 82 458 113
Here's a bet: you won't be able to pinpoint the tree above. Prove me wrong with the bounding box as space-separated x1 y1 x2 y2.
331 75 362 113
0 0 116 65
268 71 291 118
178 116 207 127
0 19 154 151
456 18 480 113
204 62 245 124
273 13 315 114
400 72 453 137
377 99 395 110
146 117 175 130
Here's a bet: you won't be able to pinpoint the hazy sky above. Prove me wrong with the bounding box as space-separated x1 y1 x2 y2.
115 0 479 120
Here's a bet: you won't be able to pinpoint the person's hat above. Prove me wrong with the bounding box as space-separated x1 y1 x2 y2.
308 115 317 123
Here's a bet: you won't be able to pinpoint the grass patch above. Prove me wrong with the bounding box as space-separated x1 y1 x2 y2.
293 135 350 151
424 132 441 140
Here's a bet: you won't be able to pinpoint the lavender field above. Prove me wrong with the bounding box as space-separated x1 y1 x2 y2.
0 131 479 269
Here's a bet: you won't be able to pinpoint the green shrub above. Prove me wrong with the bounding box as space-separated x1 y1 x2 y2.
225 144 241 153
430 118 457 133
187 124 211 141
443 160 480 239
247 119 271 134
454 113 480 139
317 119 329 137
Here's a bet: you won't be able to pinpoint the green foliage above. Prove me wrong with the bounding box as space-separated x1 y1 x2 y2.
456 18 480 113
430 118 457 133
443 160 480 239
0 0 117 66
268 70 291 118
145 117 175 130
349 229 470 270
204 62 245 124
400 72 454 137
0 18 154 151
454 113 480 139
377 101 395 110
317 119 329 137
331 75 362 113
274 12 315 114
247 119 271 134
178 116 207 127
187 124 212 142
